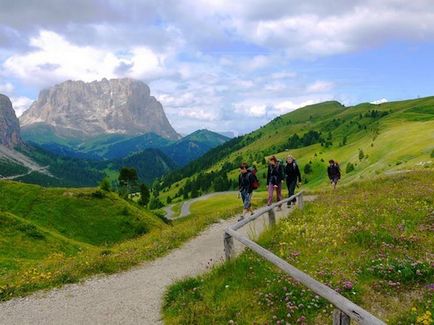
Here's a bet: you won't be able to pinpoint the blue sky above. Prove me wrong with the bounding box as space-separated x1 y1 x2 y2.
1 0 434 135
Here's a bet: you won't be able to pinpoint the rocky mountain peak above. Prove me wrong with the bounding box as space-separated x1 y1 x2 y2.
20 78 180 140
0 94 23 148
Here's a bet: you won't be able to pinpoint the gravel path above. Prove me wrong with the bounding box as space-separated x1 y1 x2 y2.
0 196 314 325
179 191 238 218
161 205 175 220
163 191 238 220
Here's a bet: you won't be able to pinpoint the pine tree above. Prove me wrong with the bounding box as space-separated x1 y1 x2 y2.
140 183 150 206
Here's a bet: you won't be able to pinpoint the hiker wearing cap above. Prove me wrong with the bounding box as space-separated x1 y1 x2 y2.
285 155 302 206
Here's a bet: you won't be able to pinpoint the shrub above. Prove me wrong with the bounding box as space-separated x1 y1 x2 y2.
140 184 150 206
17 224 45 240
149 197 164 210
431 149 434 158
304 163 312 174
358 149 365 161
346 162 355 173
91 190 106 199
99 177 111 192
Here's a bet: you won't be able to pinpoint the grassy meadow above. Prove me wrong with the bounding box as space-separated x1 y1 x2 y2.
163 171 434 324
0 181 262 301
158 97 434 203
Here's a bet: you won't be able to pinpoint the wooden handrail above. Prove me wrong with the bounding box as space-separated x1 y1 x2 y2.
224 192 385 325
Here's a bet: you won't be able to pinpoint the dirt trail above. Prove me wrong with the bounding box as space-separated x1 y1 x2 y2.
0 196 314 325
164 191 238 220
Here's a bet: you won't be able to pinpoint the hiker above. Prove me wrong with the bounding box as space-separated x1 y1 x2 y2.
266 156 284 207
238 163 257 219
327 160 341 189
285 155 301 206
247 165 259 199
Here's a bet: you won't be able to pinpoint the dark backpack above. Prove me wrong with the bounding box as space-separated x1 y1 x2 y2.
248 168 260 190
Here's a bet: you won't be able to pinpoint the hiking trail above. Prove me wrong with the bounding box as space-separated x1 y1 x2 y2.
163 191 238 220
0 194 315 325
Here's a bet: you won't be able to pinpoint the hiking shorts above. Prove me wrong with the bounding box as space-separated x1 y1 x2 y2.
240 189 251 209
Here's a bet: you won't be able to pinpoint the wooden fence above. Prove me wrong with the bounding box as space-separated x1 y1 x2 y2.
223 191 385 325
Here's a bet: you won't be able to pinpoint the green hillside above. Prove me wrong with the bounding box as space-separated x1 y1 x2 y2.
23 126 229 165
158 97 434 203
106 148 177 184
19 128 230 187
0 179 165 279
0 181 248 301
17 145 105 187
161 129 229 166
163 171 434 324
0 158 29 177
0 181 163 245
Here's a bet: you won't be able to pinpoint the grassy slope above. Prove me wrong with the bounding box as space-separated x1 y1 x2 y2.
158 97 434 203
0 181 162 245
163 171 434 324
0 182 260 301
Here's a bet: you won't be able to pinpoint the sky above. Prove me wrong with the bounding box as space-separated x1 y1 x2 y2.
1 0 434 135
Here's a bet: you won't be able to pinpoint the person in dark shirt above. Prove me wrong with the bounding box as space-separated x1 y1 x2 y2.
238 162 255 219
266 156 284 207
285 155 301 206
327 160 341 189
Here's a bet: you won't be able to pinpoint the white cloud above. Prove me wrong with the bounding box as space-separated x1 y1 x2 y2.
0 82 14 93
10 96 33 117
270 71 297 80
1 1 433 135
264 81 286 92
177 108 218 121
306 80 335 93
245 55 271 71
221 1 434 57
3 30 169 87
370 98 388 105
232 79 255 89
234 98 320 118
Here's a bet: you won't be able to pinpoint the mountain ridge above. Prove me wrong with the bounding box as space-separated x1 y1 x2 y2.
20 78 180 140
0 94 23 148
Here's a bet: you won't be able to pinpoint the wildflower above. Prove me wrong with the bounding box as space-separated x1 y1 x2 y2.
343 281 353 290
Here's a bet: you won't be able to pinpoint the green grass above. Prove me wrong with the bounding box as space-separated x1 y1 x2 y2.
163 171 434 324
0 181 162 245
159 96 434 203
0 182 262 301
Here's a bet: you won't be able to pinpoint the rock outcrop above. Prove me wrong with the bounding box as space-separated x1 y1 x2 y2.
20 78 179 140
0 94 23 147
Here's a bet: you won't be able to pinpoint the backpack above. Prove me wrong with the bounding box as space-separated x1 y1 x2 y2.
248 167 260 190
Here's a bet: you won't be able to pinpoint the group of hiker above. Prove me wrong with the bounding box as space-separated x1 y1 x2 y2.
238 156 341 218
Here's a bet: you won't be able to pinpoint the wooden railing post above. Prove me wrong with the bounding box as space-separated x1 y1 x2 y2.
297 192 304 210
224 232 234 261
333 309 350 325
268 208 276 226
